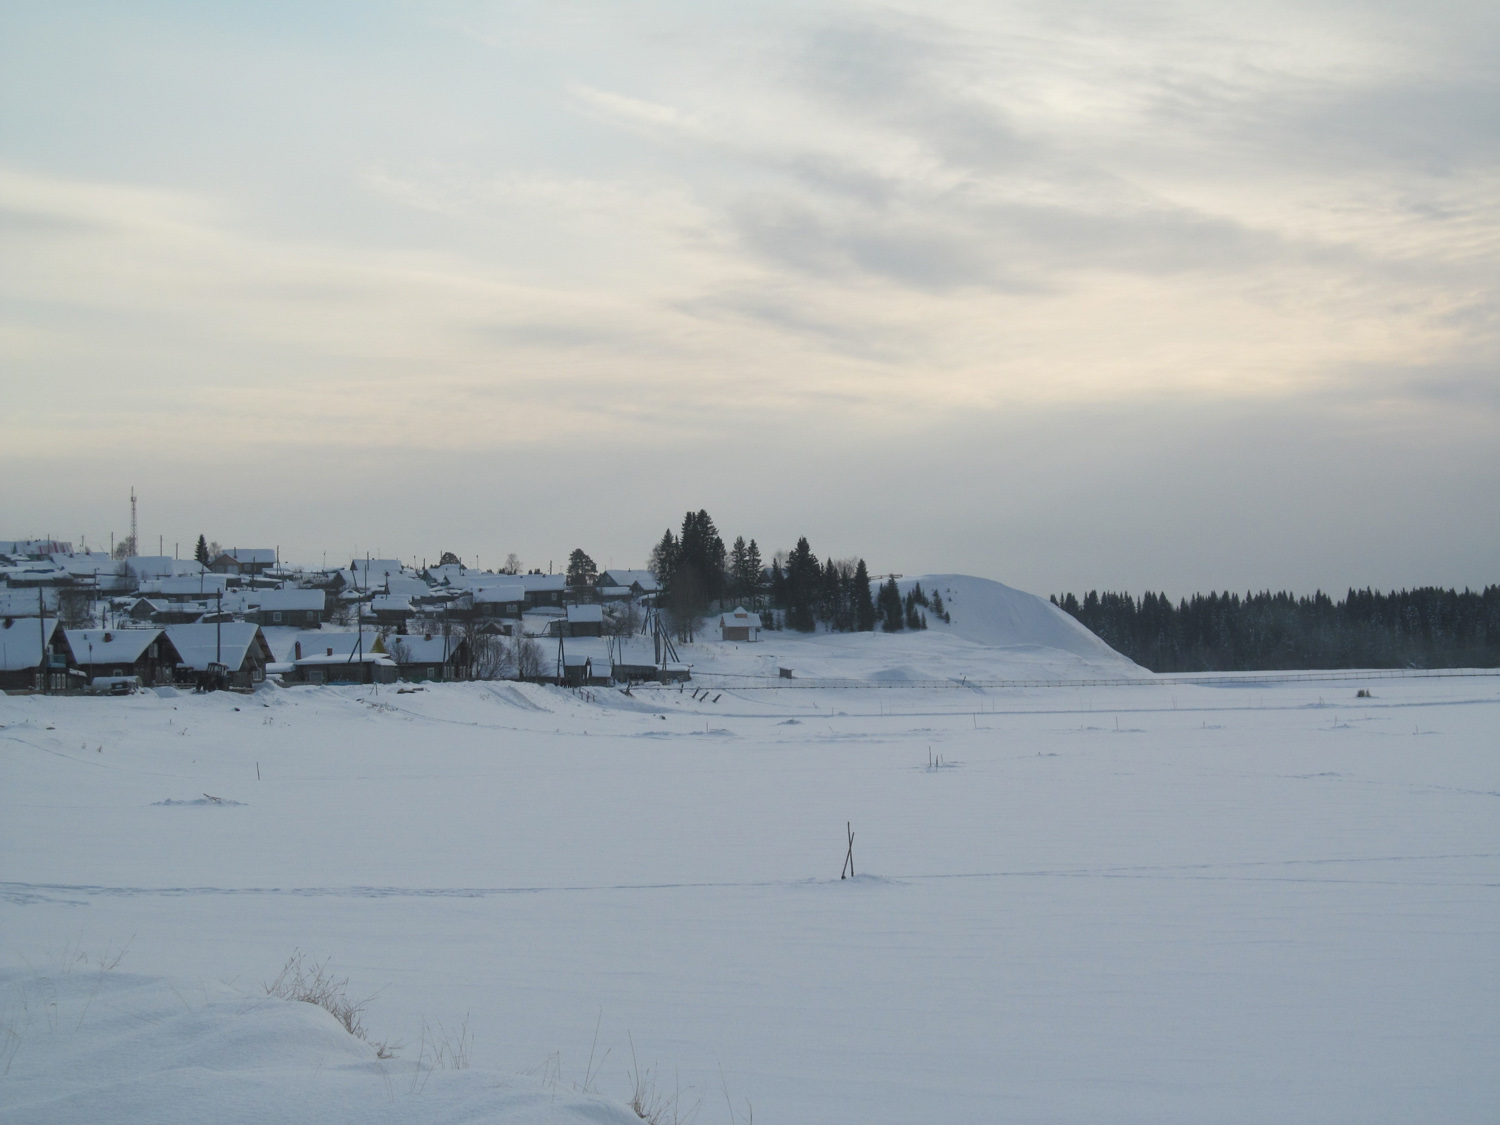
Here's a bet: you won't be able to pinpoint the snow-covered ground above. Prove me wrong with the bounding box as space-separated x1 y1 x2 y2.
3 579 1498 1122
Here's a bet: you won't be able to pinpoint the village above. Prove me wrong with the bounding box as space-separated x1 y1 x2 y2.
0 537 768 694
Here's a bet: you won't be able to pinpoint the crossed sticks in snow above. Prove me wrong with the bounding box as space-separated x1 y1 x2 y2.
840 821 855 880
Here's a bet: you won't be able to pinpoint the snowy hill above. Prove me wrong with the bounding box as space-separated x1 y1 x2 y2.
679 574 1140 683
897 574 1127 663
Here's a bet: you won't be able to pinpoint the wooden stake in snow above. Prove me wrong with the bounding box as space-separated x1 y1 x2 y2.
841 821 855 880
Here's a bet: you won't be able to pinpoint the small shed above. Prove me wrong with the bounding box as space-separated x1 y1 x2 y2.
719 607 762 643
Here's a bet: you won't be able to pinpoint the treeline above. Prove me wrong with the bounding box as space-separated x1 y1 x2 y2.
648 509 940 638
1051 586 1500 671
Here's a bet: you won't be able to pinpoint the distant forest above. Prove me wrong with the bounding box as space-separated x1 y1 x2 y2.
1051 587 1500 672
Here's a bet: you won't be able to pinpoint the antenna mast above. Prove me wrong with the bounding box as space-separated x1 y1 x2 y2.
129 487 138 557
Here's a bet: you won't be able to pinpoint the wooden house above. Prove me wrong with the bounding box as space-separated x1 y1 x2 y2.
61 628 183 687
165 622 275 689
249 588 327 628
386 633 469 682
210 549 276 576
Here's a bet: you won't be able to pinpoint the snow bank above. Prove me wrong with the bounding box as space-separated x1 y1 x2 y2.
0 967 638 1125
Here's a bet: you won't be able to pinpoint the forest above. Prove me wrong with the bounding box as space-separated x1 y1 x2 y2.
1050 587 1500 671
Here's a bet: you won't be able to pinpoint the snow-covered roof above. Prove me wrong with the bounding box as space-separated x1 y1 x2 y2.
0 617 60 670
124 556 177 581
559 636 611 667
217 549 276 565
149 575 231 598
289 632 384 660
64 628 164 666
164 623 270 672
385 634 460 663
351 559 405 581
599 570 659 592
0 588 58 615
369 594 413 612
379 573 431 598
50 552 118 578
0 539 71 556
423 564 468 585
566 604 604 623
255 588 326 612
294 651 396 667
596 586 632 599
472 583 525 604
721 607 763 628
516 573 567 592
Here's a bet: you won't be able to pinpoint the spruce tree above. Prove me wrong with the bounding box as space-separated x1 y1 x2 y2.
729 537 749 601
854 560 876 631
879 578 904 632
194 534 210 566
785 538 819 632
745 539 763 607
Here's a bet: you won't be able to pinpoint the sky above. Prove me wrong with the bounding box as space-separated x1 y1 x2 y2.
2 0 1497 596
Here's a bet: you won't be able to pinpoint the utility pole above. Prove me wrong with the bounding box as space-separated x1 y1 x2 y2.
129 486 137 558
38 586 47 695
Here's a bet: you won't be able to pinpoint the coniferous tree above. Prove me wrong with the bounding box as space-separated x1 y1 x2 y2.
904 590 923 630
784 538 820 632
194 535 210 566
744 539 763 607
728 537 750 602
770 559 787 610
878 578 904 632
649 529 679 588
854 560 876 631
566 549 598 587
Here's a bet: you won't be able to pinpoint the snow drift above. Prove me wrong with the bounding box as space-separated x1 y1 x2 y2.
0 967 638 1125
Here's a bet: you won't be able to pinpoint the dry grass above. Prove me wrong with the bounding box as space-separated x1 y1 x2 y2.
265 951 376 1043
627 1032 698 1125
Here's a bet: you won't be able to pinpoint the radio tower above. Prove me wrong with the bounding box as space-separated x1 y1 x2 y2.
129 486 138 557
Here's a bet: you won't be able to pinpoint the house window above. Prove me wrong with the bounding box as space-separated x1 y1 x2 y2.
427 667 436 679
273 611 283 623
306 611 316 622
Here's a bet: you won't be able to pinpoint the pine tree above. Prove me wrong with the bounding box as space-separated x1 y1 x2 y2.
854 560 876 631
194 535 209 566
566 548 598 587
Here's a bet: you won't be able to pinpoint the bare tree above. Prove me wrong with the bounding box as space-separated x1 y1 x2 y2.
515 635 544 679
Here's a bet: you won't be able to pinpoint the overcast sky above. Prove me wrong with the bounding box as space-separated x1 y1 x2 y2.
2 0 1496 595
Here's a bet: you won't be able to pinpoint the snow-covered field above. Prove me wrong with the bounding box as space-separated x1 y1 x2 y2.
3 579 1498 1123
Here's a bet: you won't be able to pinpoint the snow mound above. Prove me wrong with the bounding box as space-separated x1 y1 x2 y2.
153 797 248 807
902 574 1129 663
0 968 639 1125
